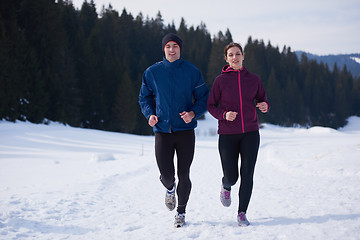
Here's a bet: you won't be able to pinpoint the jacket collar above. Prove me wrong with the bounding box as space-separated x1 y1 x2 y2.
163 57 183 67
222 64 245 73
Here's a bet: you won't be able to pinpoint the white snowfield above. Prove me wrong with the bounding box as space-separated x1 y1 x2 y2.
1 113 359 240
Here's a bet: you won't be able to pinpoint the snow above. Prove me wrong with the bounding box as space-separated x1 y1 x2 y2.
350 56 360 64
1 113 360 239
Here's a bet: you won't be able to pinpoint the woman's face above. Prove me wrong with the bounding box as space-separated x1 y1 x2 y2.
225 46 244 70
164 41 181 62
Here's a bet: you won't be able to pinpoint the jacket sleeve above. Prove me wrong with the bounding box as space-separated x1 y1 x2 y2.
255 78 270 111
207 77 226 120
191 72 209 119
138 70 156 119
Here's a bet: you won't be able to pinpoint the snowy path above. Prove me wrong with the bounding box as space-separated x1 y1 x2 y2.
1 116 360 239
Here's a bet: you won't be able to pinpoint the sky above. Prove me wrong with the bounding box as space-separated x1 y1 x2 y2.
70 0 360 55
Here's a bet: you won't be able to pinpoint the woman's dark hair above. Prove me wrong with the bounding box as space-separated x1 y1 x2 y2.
224 42 243 57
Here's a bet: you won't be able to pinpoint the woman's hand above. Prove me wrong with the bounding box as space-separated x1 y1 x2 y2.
256 102 268 113
225 111 238 121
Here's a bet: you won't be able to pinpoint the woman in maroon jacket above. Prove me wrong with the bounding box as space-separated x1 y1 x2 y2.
207 42 269 226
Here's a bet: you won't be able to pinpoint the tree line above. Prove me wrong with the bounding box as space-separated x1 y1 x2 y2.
1 0 359 135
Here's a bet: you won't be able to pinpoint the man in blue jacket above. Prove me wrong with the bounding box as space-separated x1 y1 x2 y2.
139 33 209 228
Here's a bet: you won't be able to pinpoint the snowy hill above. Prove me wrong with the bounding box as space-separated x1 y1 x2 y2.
1 113 360 239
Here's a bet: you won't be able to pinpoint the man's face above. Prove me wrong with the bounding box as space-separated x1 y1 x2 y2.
164 41 181 62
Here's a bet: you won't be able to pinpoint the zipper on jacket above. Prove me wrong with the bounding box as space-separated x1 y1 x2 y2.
237 71 245 133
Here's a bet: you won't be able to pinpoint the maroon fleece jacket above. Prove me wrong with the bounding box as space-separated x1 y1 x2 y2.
207 65 269 134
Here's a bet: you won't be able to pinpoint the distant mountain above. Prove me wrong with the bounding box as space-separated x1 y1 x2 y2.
295 51 360 78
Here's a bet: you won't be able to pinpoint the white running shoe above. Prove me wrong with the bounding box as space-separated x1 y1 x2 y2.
165 183 176 211
174 213 185 228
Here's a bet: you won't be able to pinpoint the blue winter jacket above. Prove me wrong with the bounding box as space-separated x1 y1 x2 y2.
139 57 209 133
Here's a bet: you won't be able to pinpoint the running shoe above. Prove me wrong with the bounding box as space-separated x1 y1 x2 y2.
165 183 176 211
237 212 250 226
220 184 231 207
174 213 185 228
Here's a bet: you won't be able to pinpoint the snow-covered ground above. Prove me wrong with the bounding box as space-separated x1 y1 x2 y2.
1 113 360 239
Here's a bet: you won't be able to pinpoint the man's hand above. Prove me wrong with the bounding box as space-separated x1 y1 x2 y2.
180 111 195 124
148 115 158 127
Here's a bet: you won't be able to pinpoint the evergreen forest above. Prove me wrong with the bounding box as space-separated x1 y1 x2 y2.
1 0 359 135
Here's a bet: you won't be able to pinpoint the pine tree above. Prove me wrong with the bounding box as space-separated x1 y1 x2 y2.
351 77 360 116
333 66 353 127
244 37 267 82
265 67 283 124
0 0 48 122
111 71 138 133
79 0 97 38
283 76 305 125
206 31 230 87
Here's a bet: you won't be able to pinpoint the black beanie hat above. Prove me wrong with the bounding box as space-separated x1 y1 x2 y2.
161 33 182 52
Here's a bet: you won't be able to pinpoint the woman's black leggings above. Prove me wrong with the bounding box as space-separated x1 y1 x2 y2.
155 129 195 214
218 130 260 213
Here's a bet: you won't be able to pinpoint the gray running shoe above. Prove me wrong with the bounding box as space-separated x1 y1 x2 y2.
220 184 231 207
174 213 185 228
165 183 176 211
237 212 250 226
